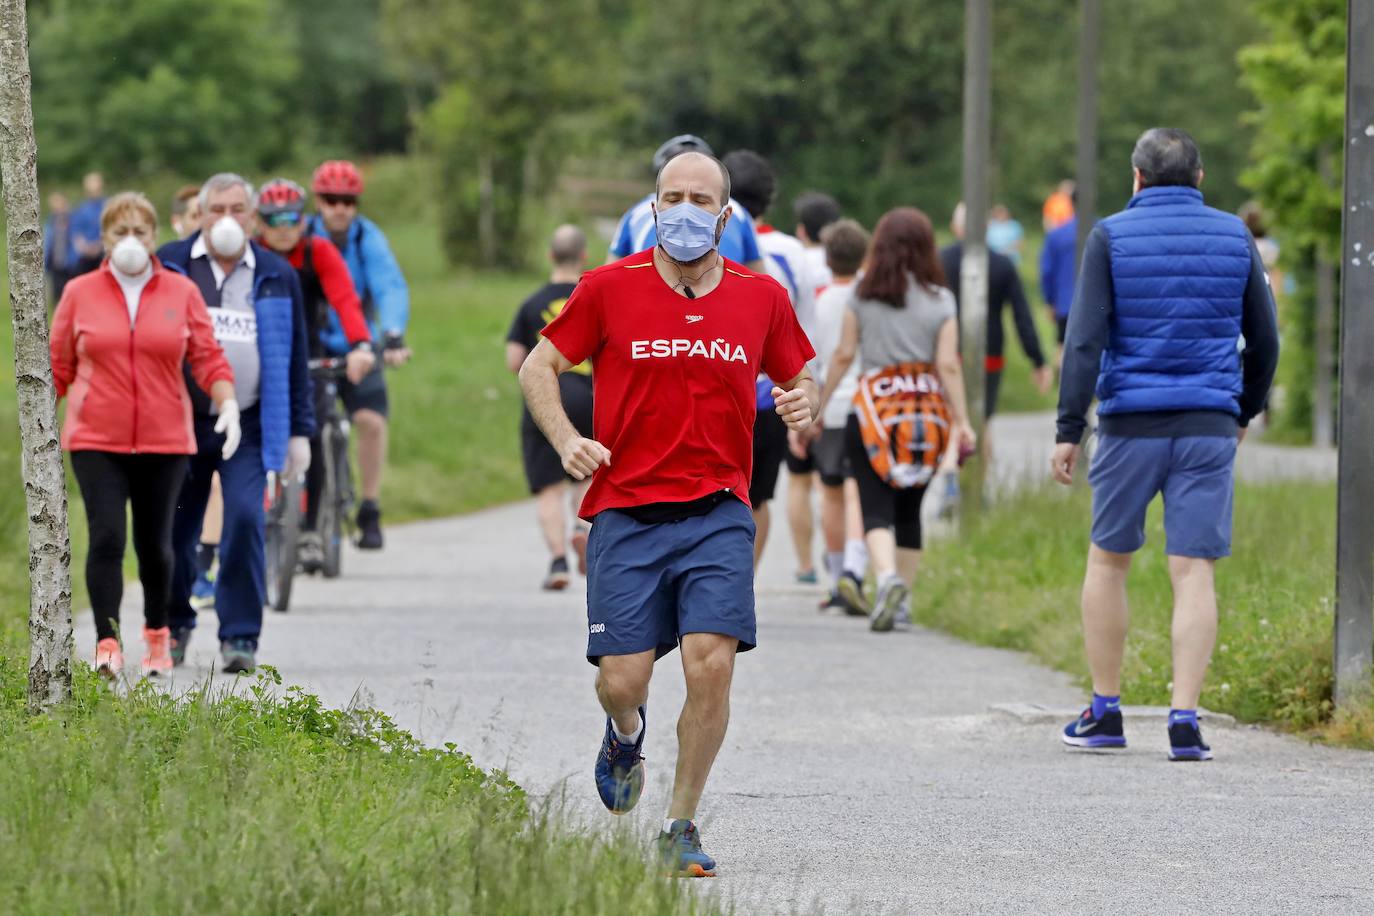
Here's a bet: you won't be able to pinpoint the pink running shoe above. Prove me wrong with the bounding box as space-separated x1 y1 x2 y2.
95 638 124 680
142 626 174 677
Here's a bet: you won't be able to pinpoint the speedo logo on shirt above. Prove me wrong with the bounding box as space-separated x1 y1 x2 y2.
630 338 749 363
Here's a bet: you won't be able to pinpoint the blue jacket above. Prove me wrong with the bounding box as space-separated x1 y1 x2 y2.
306 214 409 354
157 234 315 471
1039 216 1078 319
1095 186 1250 417
69 197 103 261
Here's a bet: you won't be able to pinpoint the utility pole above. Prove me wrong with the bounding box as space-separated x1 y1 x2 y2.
959 0 991 517
1334 0 1374 708
0 0 74 712
1075 0 1100 263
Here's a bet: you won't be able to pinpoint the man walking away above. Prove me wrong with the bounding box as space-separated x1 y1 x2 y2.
521 152 816 876
43 192 75 306
506 225 593 590
70 171 106 276
722 150 818 576
1040 200 1078 370
1052 128 1279 761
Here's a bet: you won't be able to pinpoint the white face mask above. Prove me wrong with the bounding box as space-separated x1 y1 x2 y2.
110 236 150 276
208 215 246 259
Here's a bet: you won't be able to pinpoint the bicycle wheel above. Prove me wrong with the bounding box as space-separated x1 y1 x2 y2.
320 423 345 579
265 476 302 612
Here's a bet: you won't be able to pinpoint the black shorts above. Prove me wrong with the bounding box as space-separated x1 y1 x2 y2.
749 408 788 506
521 375 594 493
1056 315 1069 344
339 363 389 418
845 414 928 549
784 441 815 475
813 426 850 487
984 369 1002 419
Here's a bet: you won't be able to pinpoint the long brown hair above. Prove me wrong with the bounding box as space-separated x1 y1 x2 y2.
856 207 946 307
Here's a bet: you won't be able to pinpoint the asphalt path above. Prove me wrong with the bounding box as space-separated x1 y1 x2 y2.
78 416 1369 915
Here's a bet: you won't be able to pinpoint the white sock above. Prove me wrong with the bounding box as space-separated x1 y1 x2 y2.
664 817 690 833
843 538 868 576
825 551 844 585
613 714 643 745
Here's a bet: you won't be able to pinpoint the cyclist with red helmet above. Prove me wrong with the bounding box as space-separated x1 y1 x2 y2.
307 160 410 550
257 178 377 564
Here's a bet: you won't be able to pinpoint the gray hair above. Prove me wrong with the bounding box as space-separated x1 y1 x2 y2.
549 224 587 265
198 172 255 211
1130 128 1203 189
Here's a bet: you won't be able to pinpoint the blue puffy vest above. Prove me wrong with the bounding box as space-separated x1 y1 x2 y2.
1096 186 1250 417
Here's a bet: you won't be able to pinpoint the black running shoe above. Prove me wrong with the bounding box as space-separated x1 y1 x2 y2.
1061 707 1127 749
356 500 384 550
169 626 192 667
1168 720 1214 761
221 638 256 675
542 557 571 591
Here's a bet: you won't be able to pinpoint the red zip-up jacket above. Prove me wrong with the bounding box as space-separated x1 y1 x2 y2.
268 234 371 345
50 259 234 455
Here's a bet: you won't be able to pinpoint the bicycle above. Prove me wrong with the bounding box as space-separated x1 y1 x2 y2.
264 468 304 612
300 356 356 580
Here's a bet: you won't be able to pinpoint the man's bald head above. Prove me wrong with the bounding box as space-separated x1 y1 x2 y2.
549 223 586 267
655 151 731 212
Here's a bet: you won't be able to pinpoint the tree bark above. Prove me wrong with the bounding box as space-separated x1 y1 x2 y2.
0 0 74 712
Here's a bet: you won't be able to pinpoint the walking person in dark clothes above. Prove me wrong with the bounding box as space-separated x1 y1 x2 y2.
1052 128 1279 761
941 202 1052 439
506 225 594 591
50 192 238 679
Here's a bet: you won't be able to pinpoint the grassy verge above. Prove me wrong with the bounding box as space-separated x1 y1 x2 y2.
916 480 1374 747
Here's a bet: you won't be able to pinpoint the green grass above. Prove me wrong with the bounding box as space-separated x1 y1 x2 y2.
916 480 1374 746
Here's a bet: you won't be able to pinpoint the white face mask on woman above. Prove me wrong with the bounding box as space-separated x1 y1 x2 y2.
208 215 246 259
109 235 150 276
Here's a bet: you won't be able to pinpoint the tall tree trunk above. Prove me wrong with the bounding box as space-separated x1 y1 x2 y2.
477 148 495 267
0 0 74 712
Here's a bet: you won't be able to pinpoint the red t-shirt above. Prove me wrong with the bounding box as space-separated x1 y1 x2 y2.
541 250 814 520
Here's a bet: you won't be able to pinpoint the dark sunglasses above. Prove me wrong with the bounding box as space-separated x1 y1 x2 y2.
319 194 358 208
260 210 303 228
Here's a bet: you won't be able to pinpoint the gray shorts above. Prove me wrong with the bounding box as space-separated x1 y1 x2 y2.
813 427 850 487
1089 433 1237 559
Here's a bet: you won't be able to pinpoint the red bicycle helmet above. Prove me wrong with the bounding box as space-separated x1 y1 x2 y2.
257 178 307 214
312 160 364 197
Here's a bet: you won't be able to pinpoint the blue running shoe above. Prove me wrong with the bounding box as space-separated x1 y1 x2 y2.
658 819 717 878
1168 720 1214 761
595 707 645 814
190 569 215 610
1061 707 1127 749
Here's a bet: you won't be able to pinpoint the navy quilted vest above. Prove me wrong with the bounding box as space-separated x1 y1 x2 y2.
1097 186 1250 416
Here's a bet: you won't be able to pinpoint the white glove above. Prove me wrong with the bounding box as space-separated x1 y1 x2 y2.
284 435 312 480
214 399 241 460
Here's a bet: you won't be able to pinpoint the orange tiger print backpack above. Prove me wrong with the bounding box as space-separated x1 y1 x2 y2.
852 361 951 489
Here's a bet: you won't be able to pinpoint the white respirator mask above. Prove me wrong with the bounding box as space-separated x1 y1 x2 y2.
208 215 246 259
109 236 150 276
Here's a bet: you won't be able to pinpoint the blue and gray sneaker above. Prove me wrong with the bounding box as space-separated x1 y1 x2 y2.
658 819 717 878
1061 707 1127 749
595 706 646 814
1168 720 1214 761
190 569 216 610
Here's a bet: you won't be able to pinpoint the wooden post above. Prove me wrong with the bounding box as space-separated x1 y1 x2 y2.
1335 0 1374 707
0 0 74 712
1075 0 1100 264
959 0 991 517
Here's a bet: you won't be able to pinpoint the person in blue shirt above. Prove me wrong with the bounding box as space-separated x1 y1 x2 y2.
606 135 766 272
307 159 411 550
1039 207 1078 369
986 204 1025 265
43 191 76 305
69 171 106 276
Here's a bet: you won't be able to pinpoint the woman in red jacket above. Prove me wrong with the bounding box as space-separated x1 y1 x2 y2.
50 192 239 679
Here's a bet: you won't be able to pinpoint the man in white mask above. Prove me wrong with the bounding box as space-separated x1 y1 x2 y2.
157 173 317 675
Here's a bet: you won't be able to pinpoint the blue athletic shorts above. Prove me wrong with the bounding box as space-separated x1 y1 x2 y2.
1088 433 1237 559
585 497 757 665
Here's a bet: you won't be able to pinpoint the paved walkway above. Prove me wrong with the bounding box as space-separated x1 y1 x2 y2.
79 421 1367 915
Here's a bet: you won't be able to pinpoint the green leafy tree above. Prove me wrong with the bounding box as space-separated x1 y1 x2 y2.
1239 0 1346 441
30 0 299 181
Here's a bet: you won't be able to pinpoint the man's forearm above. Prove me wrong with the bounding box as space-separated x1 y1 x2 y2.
520 361 578 449
790 376 820 419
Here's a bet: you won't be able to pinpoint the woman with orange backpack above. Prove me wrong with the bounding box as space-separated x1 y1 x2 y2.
817 207 975 632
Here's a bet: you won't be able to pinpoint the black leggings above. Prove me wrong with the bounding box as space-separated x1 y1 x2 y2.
71 451 188 641
844 415 928 550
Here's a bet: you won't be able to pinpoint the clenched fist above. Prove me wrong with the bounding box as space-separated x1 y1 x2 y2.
772 386 815 433
559 436 611 481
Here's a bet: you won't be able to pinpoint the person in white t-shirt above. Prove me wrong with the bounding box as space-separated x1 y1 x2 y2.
722 150 819 577
801 219 872 613
794 191 841 297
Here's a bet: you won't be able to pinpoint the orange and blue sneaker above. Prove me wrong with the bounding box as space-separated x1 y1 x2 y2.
595 706 646 814
658 819 716 877
1061 707 1127 749
94 638 123 681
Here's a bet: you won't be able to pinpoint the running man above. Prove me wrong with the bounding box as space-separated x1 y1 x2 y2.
1052 128 1279 760
607 134 767 273
520 152 816 876
506 225 593 591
